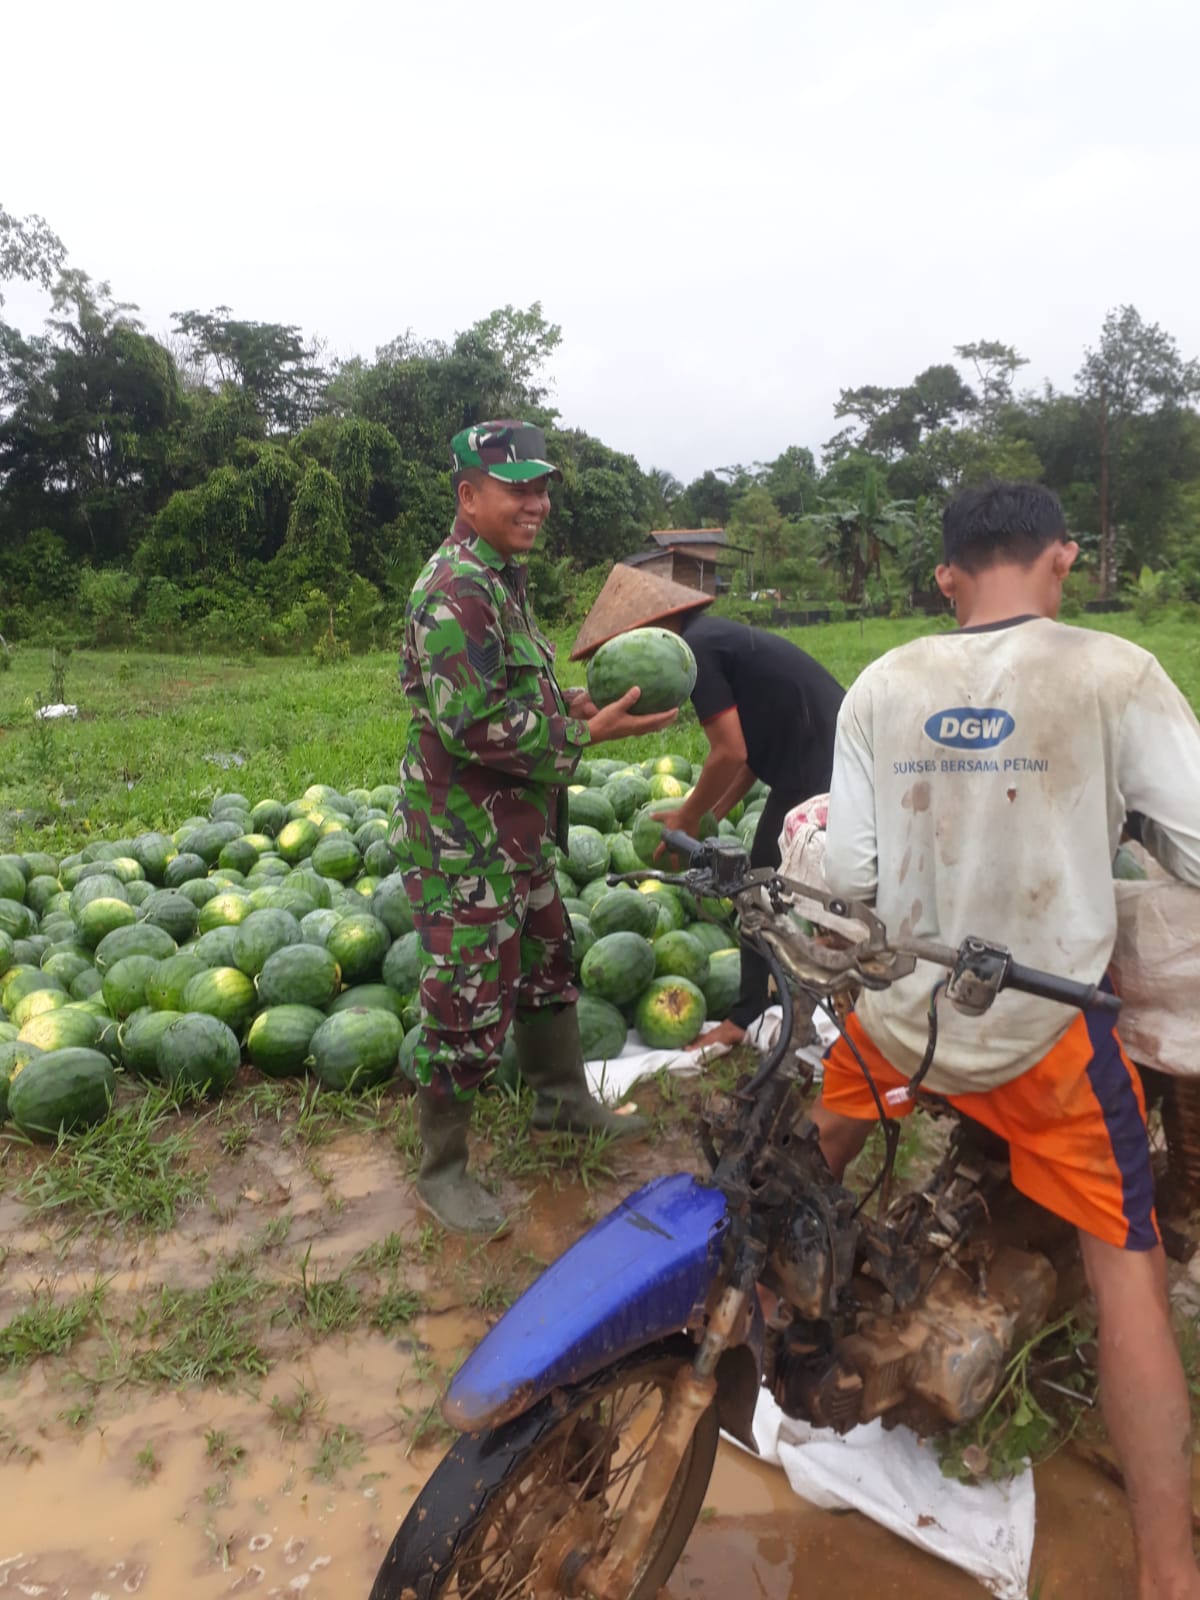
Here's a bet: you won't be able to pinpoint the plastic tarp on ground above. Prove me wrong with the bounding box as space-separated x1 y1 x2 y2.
582 1006 836 1107
735 1389 1035 1600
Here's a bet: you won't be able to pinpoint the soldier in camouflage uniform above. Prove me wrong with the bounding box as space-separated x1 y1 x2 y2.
390 420 678 1235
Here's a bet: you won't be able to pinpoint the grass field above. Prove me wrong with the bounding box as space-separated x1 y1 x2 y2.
2 611 1198 854
2 611 1197 1594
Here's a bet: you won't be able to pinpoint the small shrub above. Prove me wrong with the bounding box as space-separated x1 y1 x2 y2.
313 631 350 666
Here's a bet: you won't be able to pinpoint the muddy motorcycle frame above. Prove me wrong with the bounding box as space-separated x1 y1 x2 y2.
371 831 1120 1600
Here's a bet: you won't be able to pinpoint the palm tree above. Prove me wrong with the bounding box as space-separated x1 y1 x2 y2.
809 466 916 602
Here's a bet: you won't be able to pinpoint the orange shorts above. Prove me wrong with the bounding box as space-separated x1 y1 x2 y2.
820 1008 1159 1251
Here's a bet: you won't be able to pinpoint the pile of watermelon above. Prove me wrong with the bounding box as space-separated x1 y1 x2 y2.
0 758 766 1141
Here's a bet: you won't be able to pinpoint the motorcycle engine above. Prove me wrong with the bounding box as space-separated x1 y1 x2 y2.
775 1246 1056 1434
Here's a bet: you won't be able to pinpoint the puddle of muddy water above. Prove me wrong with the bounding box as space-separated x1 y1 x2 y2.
664 1440 1143 1599
0 1101 1172 1600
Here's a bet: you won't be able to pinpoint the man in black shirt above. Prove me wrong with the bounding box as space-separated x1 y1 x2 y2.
572 567 845 1048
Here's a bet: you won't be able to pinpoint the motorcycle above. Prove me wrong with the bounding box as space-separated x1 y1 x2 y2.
370 831 1120 1600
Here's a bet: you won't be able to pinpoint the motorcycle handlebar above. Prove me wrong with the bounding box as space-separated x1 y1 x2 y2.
661 828 704 861
623 834 1121 1018
1005 961 1122 1014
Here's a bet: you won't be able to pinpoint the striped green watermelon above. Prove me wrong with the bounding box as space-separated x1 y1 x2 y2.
181 967 257 1035
577 992 628 1062
76 897 137 949
689 922 738 958
197 891 253 935
93 922 176 973
307 1008 401 1092
102 955 162 1019
18 1004 105 1054
564 826 610 886
8 1045 115 1137
324 914 391 983
589 889 660 941
653 930 710 985
603 774 652 824
157 1012 241 1097
10 986 70 1029
570 915 595 966
137 890 199 944
277 818 321 864
311 833 362 882
634 976 707 1048
256 942 341 1008
381 931 420 994
120 1008 183 1077
231 909 302 977
566 789 617 834
0 1039 43 1121
250 799 287 837
164 852 208 888
246 1005 326 1078
4 967 65 1011
580 932 656 1005
702 949 742 1020
586 628 697 716
328 983 407 1018
191 926 242 968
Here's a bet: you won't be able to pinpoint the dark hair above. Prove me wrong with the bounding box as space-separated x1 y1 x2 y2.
942 481 1067 574
451 466 488 503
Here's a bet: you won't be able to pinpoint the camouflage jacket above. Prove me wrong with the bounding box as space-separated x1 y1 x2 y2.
390 519 591 877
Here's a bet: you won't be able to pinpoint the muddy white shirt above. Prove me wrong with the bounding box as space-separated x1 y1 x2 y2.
824 617 1200 1093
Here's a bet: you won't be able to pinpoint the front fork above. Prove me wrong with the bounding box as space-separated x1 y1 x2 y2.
576 1278 753 1600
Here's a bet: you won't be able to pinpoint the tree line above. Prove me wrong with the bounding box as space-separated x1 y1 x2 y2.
2 202 1198 656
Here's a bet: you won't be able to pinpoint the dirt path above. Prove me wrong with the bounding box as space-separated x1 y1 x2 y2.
0 1082 1171 1599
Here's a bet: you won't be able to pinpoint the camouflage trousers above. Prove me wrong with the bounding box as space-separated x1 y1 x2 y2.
401 865 578 1098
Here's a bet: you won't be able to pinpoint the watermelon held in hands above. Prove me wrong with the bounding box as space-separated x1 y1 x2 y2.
630 807 718 871
586 628 697 716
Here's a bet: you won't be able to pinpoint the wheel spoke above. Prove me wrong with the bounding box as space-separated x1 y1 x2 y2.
447 1372 682 1598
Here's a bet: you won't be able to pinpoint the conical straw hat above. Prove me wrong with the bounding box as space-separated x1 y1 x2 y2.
570 564 714 660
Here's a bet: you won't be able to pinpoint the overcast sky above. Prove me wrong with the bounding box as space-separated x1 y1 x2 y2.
5 0 1198 481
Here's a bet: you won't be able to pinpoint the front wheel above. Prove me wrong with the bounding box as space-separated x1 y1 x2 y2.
370 1337 719 1600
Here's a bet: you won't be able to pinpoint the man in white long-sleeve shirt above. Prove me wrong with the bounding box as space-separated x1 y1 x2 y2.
813 481 1200 1600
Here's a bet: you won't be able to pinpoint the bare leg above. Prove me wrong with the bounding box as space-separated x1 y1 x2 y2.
1078 1232 1200 1600
809 1101 874 1180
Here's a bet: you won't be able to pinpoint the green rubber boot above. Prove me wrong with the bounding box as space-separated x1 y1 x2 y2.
415 1088 509 1236
515 1004 650 1141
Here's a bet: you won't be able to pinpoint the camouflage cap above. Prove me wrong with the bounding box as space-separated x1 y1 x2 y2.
450 420 562 483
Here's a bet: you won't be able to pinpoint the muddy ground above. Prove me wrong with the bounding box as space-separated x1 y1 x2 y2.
0 1068 1191 1600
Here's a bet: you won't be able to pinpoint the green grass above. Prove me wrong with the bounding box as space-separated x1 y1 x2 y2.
0 1282 107 1368
12 1088 206 1230
114 1265 273 1386
4 611 1195 852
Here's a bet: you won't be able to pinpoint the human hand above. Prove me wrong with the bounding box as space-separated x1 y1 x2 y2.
566 689 600 719
650 806 696 862
586 687 679 745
